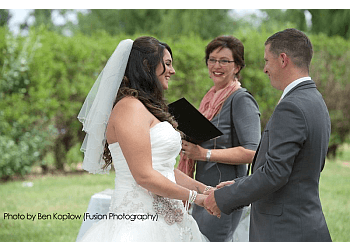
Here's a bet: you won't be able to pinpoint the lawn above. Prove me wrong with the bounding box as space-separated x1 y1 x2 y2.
0 146 350 242
0 172 115 242
319 144 350 242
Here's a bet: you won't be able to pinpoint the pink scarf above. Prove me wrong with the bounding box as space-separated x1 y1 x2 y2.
178 79 241 178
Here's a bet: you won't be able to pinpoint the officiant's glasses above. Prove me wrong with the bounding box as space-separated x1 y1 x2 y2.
207 58 235 67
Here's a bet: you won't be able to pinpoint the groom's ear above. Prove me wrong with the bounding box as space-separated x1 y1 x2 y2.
279 53 289 68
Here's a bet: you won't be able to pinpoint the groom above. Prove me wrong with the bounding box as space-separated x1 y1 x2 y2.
204 29 332 242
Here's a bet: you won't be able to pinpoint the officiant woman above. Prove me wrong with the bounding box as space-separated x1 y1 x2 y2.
179 35 261 242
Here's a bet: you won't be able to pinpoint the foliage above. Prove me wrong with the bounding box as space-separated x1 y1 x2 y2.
0 9 11 27
234 25 281 127
309 10 350 39
259 9 309 32
0 26 122 178
0 126 57 179
256 9 350 40
164 35 212 106
77 9 162 37
309 33 350 156
1 23 350 178
0 27 58 179
20 9 76 36
25 28 130 171
76 9 234 40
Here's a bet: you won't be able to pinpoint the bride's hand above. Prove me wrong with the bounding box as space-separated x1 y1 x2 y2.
194 194 207 207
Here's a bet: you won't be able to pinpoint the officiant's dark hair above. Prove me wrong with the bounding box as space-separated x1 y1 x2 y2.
265 28 313 71
102 36 178 169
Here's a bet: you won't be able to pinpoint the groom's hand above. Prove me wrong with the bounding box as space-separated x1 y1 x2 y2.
216 180 235 189
203 186 216 195
204 190 221 218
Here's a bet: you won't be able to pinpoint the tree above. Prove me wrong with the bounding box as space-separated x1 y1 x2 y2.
20 9 54 31
256 9 350 40
0 27 57 179
0 9 11 27
258 9 308 32
76 9 234 40
20 9 76 36
156 9 234 40
76 9 161 36
309 9 350 39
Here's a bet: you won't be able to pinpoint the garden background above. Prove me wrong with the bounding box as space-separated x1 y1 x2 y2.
0 9 349 242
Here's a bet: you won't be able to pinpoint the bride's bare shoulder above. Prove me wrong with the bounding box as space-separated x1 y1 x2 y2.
110 96 149 122
115 96 144 110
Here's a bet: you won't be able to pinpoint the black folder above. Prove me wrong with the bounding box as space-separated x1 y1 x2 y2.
168 98 223 144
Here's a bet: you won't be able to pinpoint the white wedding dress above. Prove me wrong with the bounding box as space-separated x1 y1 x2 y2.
78 121 206 242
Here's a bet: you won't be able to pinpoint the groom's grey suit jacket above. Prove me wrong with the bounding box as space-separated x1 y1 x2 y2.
215 80 332 241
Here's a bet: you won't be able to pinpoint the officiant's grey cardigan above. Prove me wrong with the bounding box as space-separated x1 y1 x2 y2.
192 88 261 242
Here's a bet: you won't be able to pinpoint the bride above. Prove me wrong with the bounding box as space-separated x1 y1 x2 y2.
77 37 211 242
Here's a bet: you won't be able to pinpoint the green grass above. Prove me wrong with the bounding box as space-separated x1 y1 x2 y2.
319 148 350 242
1 149 350 242
0 172 115 242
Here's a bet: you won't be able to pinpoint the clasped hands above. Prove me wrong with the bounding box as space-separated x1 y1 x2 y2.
194 180 235 218
181 140 235 218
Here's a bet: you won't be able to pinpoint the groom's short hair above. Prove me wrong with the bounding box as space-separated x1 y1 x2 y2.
265 28 313 71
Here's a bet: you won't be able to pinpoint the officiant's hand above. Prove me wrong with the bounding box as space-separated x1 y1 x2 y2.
181 140 206 161
204 190 221 218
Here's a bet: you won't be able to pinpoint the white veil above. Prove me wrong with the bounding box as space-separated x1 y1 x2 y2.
77 39 134 174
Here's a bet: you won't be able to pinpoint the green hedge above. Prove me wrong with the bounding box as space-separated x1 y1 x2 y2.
1 26 350 179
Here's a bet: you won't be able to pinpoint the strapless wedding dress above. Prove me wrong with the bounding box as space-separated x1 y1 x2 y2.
78 122 206 242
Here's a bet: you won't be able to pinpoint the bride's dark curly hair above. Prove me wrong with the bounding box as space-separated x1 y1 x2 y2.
103 36 179 169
